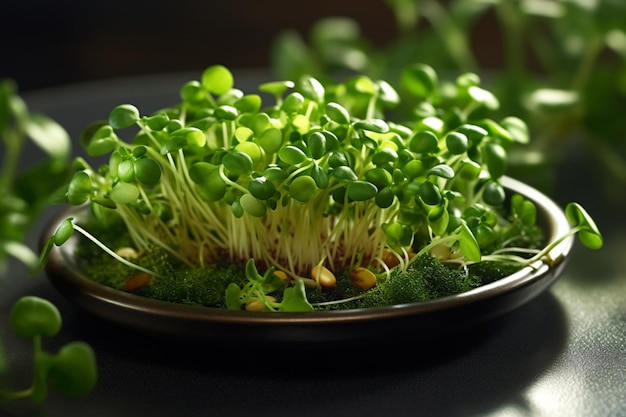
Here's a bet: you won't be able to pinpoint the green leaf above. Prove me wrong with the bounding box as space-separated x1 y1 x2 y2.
410 131 439 153
483 142 507 179
109 104 140 129
527 88 579 112
428 164 455 179
225 283 242 310
331 165 358 181
240 193 267 217
311 163 329 188
297 75 325 102
258 80 295 98
446 132 469 154
1 240 39 271
482 181 505 206
248 176 276 200
160 136 187 155
401 63 438 98
347 181 378 201
222 151 253 175
144 113 169 131
47 342 98 398
353 119 389 134
189 162 219 184
214 105 239 121
279 280 314 312
67 171 92 205
428 205 449 236
134 157 161 186
511 195 536 226
201 65 234 95
376 79 400 106
456 124 488 144
365 167 392 189
458 222 481 262
375 187 395 208
173 127 206 147
24 113 71 166
307 132 326 159
500 117 529 144
565 203 603 249
278 145 309 165
257 128 283 154
325 102 351 124
10 296 62 339
468 86 499 110
234 141 262 164
382 222 413 247
372 148 398 166
86 125 118 156
180 80 205 103
117 159 135 182
281 92 305 113
110 182 139 204
419 181 442 205
457 159 482 181
289 176 317 203
53 218 74 246
234 94 262 113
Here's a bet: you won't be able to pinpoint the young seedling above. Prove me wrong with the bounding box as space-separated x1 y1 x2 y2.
43 64 602 311
0 296 97 403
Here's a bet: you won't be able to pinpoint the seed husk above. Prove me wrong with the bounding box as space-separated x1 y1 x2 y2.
350 267 377 290
311 265 337 288
123 272 152 291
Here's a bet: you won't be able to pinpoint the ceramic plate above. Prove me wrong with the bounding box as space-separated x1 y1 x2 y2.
44 176 574 345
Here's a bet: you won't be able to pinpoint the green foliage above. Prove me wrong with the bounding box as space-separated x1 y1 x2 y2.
271 0 626 184
347 255 481 309
0 79 72 273
45 63 602 312
0 296 97 403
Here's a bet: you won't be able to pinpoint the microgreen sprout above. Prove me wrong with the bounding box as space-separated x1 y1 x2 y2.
45 64 602 311
0 296 97 403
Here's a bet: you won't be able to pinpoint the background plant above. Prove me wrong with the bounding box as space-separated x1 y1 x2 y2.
271 0 626 191
0 79 72 274
0 296 97 403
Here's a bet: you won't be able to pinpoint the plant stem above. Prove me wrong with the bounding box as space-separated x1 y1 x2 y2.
0 129 23 195
72 223 164 278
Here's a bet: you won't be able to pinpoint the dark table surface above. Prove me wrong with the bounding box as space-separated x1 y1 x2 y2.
1 71 625 417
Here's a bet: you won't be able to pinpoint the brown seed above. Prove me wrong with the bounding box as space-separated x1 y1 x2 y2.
311 265 337 288
245 296 276 312
123 271 152 291
350 267 377 290
273 270 291 281
382 249 401 268
245 300 266 312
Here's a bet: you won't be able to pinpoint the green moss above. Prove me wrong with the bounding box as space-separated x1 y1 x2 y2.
333 255 482 310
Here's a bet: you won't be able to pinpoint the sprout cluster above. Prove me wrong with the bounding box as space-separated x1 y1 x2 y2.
54 64 601 294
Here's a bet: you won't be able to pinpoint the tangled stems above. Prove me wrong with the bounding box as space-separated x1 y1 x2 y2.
54 64 602 298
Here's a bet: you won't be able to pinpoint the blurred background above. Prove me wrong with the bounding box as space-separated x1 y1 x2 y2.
1 0 398 91
2 0 626 197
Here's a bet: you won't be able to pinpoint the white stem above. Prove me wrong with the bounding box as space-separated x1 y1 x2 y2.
72 223 164 278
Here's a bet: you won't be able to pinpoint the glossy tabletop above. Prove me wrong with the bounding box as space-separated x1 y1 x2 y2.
1 71 625 417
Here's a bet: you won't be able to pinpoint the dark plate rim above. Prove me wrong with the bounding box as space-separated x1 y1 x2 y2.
43 176 574 328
